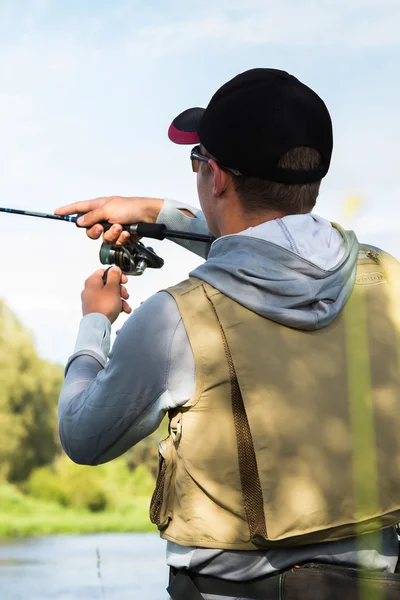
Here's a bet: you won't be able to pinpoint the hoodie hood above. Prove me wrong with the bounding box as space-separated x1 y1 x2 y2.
190 223 360 331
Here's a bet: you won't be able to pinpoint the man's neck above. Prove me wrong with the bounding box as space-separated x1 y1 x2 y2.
219 209 288 236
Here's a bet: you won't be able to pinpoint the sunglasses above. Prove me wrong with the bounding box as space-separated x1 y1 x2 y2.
190 145 243 176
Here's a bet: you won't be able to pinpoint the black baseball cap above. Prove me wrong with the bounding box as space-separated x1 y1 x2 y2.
168 68 333 184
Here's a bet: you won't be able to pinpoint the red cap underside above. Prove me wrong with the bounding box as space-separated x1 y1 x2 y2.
168 122 200 145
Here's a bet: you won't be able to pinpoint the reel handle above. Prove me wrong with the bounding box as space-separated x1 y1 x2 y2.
102 267 112 285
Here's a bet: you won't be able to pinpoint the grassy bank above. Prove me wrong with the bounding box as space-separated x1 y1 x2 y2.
0 481 156 538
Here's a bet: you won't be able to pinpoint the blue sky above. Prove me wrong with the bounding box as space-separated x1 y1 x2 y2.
0 0 399 363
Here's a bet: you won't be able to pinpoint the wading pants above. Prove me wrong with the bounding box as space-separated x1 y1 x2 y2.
168 551 400 600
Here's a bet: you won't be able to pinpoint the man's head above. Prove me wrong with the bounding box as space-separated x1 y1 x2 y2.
168 68 333 236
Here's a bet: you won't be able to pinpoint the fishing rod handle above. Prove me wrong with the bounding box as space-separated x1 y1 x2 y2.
95 221 214 243
75 213 167 239
75 214 214 243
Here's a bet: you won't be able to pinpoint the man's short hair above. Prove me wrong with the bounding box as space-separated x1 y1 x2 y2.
232 146 322 214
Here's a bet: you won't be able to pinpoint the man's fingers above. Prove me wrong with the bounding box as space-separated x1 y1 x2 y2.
86 224 104 240
54 198 107 217
88 268 128 287
87 223 129 242
120 285 129 300
109 230 131 246
101 229 136 246
121 300 132 315
102 225 124 243
84 267 129 290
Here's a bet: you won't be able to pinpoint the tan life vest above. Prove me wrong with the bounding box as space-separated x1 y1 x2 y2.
149 248 400 550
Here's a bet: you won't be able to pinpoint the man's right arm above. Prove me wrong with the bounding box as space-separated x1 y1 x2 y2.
55 197 211 260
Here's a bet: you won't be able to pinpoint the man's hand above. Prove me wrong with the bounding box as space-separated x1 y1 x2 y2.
82 267 132 324
55 196 164 246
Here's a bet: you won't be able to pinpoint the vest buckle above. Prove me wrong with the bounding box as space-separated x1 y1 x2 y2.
170 412 182 443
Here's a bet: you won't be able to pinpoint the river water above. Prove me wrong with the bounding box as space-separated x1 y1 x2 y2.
0 533 169 599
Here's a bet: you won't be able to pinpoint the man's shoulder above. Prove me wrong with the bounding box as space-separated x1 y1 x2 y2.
135 277 205 325
163 277 204 298
134 289 181 322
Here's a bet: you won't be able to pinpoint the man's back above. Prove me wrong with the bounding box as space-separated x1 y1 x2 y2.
59 212 400 580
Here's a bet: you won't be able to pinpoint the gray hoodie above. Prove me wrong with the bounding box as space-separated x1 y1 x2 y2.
58 199 399 589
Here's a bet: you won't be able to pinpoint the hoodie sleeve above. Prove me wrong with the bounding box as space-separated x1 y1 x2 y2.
157 198 212 259
58 292 195 466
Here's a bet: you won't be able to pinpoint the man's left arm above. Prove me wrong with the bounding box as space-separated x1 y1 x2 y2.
58 289 194 466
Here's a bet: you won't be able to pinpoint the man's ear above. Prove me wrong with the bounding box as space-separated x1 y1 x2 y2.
208 159 229 197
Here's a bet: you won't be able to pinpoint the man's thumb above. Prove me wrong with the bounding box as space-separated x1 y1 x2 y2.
77 207 107 228
105 266 122 286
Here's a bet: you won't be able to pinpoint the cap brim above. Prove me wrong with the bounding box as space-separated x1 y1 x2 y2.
168 107 205 144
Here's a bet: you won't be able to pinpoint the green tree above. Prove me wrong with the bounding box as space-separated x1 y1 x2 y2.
0 300 63 482
0 298 166 487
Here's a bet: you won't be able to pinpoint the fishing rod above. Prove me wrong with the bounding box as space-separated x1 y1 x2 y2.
0 207 77 223
0 207 214 276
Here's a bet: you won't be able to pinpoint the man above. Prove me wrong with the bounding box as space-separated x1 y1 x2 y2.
56 69 400 599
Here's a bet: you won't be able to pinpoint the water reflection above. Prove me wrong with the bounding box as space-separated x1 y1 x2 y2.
0 533 168 600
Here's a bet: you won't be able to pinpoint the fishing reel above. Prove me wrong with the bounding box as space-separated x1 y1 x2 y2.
99 240 164 276
95 220 214 277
